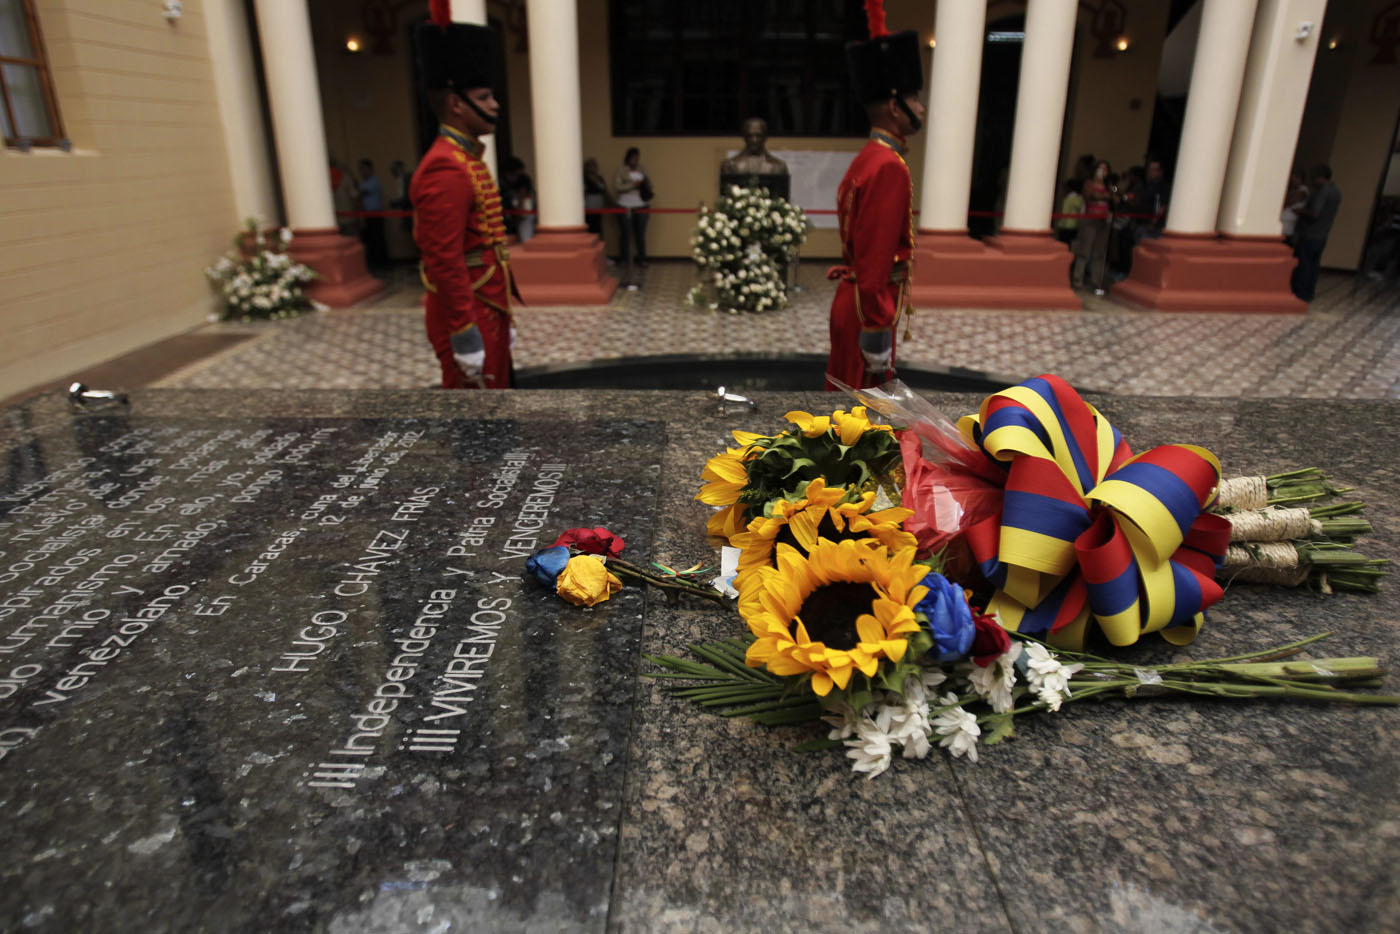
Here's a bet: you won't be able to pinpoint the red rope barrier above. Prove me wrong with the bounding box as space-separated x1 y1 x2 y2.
336 208 1163 221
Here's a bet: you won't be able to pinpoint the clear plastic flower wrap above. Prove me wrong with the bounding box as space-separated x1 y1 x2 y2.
834 378 1006 581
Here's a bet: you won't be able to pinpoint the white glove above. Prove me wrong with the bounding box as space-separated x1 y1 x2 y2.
510 325 518 349
858 329 893 374
450 326 486 379
453 350 485 378
861 347 892 372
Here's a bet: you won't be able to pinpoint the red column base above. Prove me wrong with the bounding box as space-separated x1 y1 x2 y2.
287 229 386 307
909 230 1081 309
508 227 618 305
1114 233 1306 313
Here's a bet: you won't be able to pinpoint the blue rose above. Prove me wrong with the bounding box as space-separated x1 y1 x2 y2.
525 545 570 588
915 572 975 663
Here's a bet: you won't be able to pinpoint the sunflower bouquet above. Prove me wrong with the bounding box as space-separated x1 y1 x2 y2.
643 381 1397 778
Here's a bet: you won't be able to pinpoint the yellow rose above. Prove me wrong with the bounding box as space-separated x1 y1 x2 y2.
556 555 623 607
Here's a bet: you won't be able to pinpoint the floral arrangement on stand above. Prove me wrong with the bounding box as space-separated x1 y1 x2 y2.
686 185 809 314
524 375 1396 779
204 218 319 321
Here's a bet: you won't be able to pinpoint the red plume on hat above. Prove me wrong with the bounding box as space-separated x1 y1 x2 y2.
429 0 451 28
864 0 889 38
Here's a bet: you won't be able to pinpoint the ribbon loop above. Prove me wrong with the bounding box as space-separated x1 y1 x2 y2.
959 376 1226 650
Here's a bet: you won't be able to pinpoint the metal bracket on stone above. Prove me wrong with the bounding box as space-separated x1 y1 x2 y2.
714 386 757 413
68 382 130 410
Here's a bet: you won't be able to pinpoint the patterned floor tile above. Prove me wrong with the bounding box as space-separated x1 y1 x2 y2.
154 262 1400 399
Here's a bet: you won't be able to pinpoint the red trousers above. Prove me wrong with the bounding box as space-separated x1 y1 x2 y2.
824 281 897 391
424 288 513 389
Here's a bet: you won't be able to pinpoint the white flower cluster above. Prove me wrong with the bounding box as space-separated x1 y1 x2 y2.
204 219 317 321
822 637 1081 778
688 185 809 314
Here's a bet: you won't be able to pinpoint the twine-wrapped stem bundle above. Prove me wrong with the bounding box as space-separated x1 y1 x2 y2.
1213 469 1386 593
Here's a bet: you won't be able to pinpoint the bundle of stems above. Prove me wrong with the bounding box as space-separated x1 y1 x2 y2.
1213 469 1387 592
1220 502 1372 544
1214 468 1355 511
645 633 1399 748
603 556 731 606
1044 632 1397 707
1221 541 1389 593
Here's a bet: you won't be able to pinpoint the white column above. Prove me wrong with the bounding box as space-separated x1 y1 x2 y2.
524 0 585 228
251 0 336 230
1000 0 1079 232
1217 0 1327 236
452 0 498 178
919 0 986 231
204 0 278 224
1164 0 1260 234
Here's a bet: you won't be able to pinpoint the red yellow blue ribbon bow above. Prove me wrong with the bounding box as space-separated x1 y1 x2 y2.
957 375 1231 651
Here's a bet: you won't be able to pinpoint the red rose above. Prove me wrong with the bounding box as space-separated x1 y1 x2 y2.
969 610 1010 667
553 526 626 559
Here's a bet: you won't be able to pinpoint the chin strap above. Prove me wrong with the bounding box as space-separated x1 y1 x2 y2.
894 96 922 134
458 91 497 126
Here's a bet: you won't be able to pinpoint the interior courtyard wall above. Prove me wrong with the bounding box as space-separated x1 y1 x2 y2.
1058 0 1168 189
1314 0 1400 269
0 0 237 401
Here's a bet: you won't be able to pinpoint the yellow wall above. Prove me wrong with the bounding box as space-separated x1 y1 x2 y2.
572 0 934 258
0 0 236 400
1059 0 1169 181
1308 0 1400 269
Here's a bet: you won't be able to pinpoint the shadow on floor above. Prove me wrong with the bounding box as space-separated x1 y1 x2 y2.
516 354 1015 393
2 332 258 409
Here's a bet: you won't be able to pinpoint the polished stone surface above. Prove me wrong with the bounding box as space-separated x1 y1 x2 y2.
0 402 664 932
1 389 1397 933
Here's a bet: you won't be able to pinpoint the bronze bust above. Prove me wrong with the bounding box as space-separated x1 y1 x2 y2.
720 118 789 176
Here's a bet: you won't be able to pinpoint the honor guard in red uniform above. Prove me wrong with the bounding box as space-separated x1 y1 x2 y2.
825 1 926 390
412 7 516 389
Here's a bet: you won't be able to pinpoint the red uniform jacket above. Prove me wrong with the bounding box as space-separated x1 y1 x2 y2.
825 129 914 390
411 126 514 388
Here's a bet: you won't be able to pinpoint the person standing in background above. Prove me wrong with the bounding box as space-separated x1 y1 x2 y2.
358 158 388 269
583 157 610 238
390 159 413 233
1280 168 1308 244
1071 159 1115 295
1291 164 1341 302
824 0 924 390
1056 178 1084 246
613 147 651 267
410 5 515 389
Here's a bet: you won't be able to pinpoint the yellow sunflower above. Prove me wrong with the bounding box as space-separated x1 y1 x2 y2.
784 406 893 444
731 478 915 613
695 430 770 538
740 539 929 696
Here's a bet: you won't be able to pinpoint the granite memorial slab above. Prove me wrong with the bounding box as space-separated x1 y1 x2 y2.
0 410 665 932
0 389 1396 934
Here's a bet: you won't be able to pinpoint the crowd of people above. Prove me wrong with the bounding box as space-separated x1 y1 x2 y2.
1056 152 1169 296
1054 152 1358 303
327 149 654 269
329 157 411 271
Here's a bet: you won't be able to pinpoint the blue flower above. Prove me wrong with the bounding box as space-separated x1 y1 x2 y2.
915 572 975 663
526 545 570 588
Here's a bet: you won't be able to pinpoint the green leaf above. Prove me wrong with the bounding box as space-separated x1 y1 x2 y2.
792 738 845 753
982 712 1016 746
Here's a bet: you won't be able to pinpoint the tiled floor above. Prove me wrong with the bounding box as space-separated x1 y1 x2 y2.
152 261 1400 398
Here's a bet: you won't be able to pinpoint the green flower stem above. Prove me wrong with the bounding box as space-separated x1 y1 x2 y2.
1308 501 1366 518
1266 468 1324 483
605 558 729 605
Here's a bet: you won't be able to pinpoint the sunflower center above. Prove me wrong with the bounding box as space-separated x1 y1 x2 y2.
793 582 877 650
772 511 861 560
